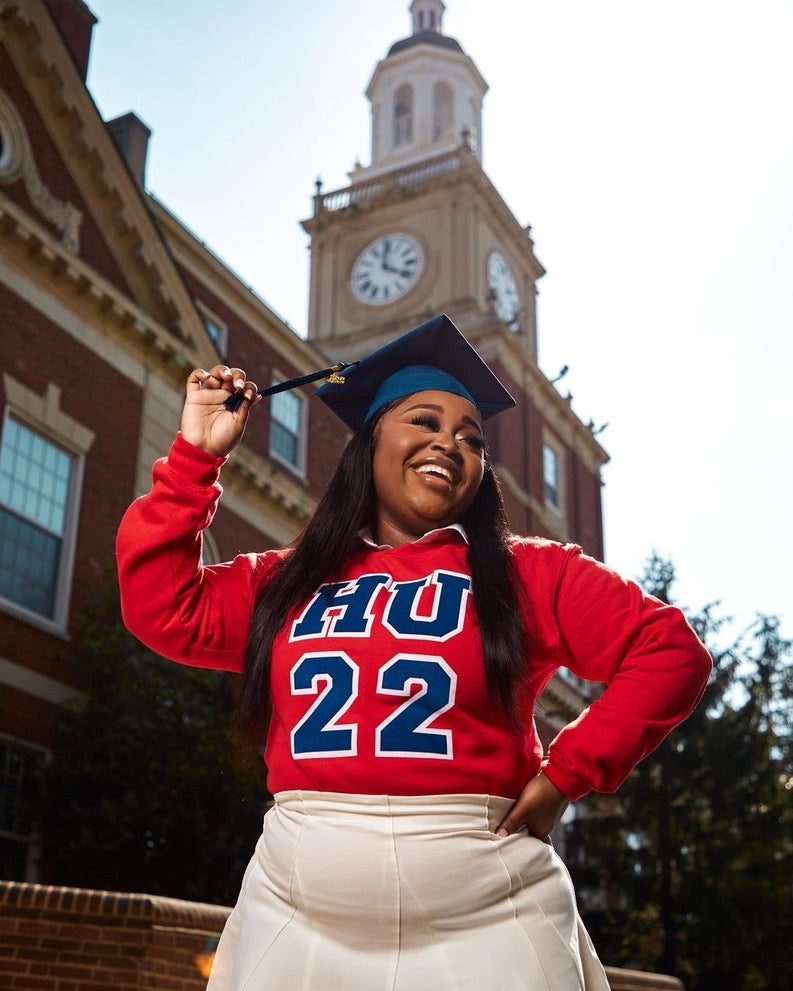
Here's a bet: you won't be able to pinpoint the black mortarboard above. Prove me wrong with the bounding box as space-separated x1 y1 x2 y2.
315 314 515 431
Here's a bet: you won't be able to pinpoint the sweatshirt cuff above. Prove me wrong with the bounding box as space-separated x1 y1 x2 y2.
167 433 228 487
540 759 591 803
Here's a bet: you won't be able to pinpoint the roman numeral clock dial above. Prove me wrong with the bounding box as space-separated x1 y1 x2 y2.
351 234 423 305
487 251 521 324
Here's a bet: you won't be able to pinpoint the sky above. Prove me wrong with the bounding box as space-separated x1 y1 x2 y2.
82 0 793 640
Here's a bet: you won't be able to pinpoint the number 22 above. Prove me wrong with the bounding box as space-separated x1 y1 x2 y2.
290 653 456 760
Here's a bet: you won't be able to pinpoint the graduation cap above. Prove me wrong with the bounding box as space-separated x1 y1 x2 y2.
224 314 514 430
316 314 515 430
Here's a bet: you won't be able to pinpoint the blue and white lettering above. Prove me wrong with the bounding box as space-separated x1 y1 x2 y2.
290 652 359 758
290 573 391 640
375 655 456 759
383 570 471 641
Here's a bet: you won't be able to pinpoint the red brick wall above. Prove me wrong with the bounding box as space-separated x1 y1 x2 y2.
0 881 230 991
486 361 605 559
0 284 141 718
0 880 684 990
0 685 62 754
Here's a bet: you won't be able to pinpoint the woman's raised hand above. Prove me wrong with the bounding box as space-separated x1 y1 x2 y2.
180 365 261 457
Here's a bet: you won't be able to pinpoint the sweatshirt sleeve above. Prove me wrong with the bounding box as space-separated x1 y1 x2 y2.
535 544 712 801
115 433 280 672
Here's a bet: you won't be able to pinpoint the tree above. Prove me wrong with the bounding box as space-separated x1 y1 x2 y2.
567 554 793 991
38 580 268 906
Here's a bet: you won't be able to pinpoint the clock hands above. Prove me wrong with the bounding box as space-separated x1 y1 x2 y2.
351 234 423 304
380 240 416 277
381 239 393 272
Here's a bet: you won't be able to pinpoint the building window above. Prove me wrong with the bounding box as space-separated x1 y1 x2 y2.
0 377 93 632
0 415 76 619
0 737 46 881
196 301 228 359
543 442 562 511
204 318 227 356
432 81 454 141
393 84 414 148
269 381 305 474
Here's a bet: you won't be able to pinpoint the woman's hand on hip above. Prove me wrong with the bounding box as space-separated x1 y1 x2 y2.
181 365 261 457
495 772 569 844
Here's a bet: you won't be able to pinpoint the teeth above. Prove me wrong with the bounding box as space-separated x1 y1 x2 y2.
416 464 453 482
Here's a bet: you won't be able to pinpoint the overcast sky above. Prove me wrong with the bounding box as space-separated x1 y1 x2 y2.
82 0 793 639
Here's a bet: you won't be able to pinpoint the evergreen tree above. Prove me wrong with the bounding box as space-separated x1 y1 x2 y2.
568 554 793 991
38 581 267 905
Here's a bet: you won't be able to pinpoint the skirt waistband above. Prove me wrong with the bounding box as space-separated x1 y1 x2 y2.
273 790 514 820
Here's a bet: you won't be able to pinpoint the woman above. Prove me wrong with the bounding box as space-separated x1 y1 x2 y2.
116 314 711 990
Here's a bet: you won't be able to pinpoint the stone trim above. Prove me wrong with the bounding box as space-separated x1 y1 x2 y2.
0 87 82 251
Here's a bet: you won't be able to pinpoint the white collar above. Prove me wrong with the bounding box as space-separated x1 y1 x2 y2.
358 522 469 550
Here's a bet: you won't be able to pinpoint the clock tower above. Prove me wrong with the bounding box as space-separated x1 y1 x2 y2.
302 1 608 558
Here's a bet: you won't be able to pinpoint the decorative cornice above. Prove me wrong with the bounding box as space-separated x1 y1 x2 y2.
225 442 316 524
304 144 544 278
0 0 205 347
0 190 207 381
367 34 489 101
0 87 82 250
538 671 593 724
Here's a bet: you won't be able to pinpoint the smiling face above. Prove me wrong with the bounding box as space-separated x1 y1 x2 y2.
371 389 486 547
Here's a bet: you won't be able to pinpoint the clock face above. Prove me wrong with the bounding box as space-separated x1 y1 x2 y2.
487 251 520 322
351 234 423 305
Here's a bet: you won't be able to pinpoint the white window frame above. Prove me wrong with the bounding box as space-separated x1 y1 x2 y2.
542 437 564 515
195 300 229 359
268 374 307 477
0 376 94 636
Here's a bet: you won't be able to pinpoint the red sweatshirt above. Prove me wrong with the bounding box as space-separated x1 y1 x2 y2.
116 434 711 801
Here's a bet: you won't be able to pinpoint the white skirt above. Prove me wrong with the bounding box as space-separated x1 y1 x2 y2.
207 792 610 991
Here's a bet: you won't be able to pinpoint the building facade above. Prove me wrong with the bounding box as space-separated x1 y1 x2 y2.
1 0 608 882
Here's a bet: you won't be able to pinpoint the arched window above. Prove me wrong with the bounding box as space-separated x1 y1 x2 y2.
393 84 414 148
432 81 454 142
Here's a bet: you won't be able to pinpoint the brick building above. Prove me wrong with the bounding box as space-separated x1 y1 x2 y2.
0 0 608 883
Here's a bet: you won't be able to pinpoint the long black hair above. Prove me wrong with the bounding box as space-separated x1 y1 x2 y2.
238 403 528 746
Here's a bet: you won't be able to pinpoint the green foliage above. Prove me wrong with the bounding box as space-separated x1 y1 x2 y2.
39 581 267 906
568 553 793 991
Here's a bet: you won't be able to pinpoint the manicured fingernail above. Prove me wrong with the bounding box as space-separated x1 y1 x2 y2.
496 828 508 837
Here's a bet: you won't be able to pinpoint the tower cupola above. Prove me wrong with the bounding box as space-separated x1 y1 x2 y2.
350 1 488 183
